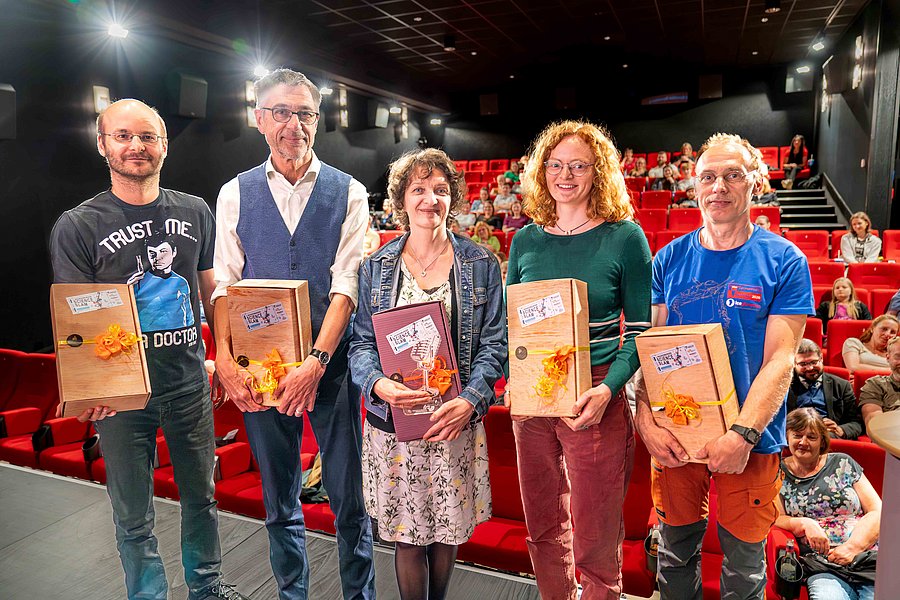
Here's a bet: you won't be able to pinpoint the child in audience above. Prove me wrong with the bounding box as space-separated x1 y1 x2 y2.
841 211 882 263
674 186 698 208
675 162 695 191
816 277 872 333
620 148 636 172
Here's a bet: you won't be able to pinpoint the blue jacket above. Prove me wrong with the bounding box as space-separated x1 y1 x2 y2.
349 232 507 422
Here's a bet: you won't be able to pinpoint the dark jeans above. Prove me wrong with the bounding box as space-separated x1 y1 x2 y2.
95 385 221 600
243 355 375 600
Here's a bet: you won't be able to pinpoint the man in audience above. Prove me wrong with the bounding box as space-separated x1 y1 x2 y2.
885 288 900 316
648 151 673 178
675 161 695 191
674 186 698 208
635 132 811 600
787 339 865 439
858 336 900 428
493 181 517 211
49 99 247 600
754 215 771 231
211 68 375 599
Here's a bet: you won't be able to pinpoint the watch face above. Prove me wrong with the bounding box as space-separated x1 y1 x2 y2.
313 350 330 365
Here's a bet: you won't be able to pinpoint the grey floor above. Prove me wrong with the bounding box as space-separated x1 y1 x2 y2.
0 463 541 599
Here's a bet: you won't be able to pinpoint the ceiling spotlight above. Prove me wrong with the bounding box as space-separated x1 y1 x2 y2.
430 118 442 126
812 41 825 51
471 51 477 56
796 65 811 73
108 23 129 38
752 51 759 56
764 0 781 14
253 65 269 77
509 74 515 79
604 36 611 41
761 17 769 23
622 64 629 69
413 16 422 22
443 34 456 52
319 87 333 96
389 105 402 114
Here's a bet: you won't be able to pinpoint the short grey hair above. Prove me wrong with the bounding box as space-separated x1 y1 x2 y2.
254 69 321 109
796 338 822 357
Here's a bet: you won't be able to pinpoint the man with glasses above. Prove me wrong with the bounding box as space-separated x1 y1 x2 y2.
635 133 813 599
50 99 246 599
787 339 864 439
211 69 374 600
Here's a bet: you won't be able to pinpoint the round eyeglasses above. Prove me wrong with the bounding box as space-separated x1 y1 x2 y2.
260 107 319 125
544 160 592 177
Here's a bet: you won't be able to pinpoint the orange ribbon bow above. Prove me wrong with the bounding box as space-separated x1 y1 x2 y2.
93 324 140 360
241 349 303 398
533 345 577 403
662 384 702 426
405 355 457 395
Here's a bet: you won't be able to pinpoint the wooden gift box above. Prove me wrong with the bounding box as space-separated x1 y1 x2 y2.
636 323 740 463
226 280 312 407
51 283 151 417
506 278 591 418
371 300 462 442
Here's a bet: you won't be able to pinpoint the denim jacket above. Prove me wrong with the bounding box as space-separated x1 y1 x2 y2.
349 232 507 422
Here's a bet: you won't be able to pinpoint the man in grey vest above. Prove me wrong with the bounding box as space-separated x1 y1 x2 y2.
212 69 374 600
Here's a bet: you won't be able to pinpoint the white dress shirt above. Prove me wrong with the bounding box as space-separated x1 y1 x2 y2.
212 153 368 307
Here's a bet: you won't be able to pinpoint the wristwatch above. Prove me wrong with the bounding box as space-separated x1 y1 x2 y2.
730 424 761 446
309 348 330 366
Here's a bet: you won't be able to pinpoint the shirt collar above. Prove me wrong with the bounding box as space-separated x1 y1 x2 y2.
264 152 321 187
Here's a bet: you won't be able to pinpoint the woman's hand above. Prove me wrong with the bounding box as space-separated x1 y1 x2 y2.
423 398 475 442
798 517 830 554
562 383 612 431
372 377 434 409
827 542 862 566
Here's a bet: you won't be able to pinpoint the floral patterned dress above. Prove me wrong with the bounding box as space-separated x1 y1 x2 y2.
362 260 492 545
779 452 874 547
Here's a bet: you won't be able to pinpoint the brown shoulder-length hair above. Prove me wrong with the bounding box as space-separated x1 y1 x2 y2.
387 148 466 231
828 277 860 319
859 314 900 343
786 408 831 455
521 120 634 227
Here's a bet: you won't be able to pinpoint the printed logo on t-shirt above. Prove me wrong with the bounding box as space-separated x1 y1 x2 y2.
725 283 763 310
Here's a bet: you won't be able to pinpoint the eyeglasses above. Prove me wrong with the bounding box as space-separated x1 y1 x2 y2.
544 160 592 176
696 169 756 187
796 359 822 368
100 132 166 145
260 107 319 124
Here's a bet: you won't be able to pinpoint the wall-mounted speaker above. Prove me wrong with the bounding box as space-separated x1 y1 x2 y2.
698 74 723 100
480 93 499 116
173 74 207 118
0 83 15 139
367 100 389 128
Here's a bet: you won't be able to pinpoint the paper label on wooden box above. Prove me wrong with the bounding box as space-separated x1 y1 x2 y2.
386 315 439 354
517 292 565 327
66 289 124 314
650 343 703 374
241 302 289 332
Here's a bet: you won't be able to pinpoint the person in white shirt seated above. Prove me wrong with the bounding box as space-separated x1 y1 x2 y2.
492 181 517 212
647 151 673 178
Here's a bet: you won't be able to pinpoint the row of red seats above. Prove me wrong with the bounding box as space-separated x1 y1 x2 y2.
379 229 518 256
455 159 521 173
464 170 508 186
786 229 900 261
625 146 808 180
636 207 781 235
808 261 900 290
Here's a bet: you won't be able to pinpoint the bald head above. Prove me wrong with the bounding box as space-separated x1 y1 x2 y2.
96 99 167 138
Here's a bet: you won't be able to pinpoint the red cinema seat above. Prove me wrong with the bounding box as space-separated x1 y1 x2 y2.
627 189 640 206
625 177 648 192
832 230 879 259
632 153 647 164
656 231 691 251
825 319 872 367
648 151 670 166
870 288 897 314
758 146 780 172
0 348 26 410
881 230 900 260
812 285 831 306
489 159 509 172
379 231 404 247
750 206 780 230
644 231 657 255
4 353 59 422
467 182 482 197
785 230 829 261
803 317 823 349
468 160 488 172
215 466 266 520
852 368 891 407
621 435 656 598
641 191 672 209
831 438 885 495
453 160 468 173
779 147 810 179
807 261 844 286
635 208 667 234
668 209 702 231
201 323 216 361
823 366 851 380
700 483 725 600
848 262 900 290
30 417 93 476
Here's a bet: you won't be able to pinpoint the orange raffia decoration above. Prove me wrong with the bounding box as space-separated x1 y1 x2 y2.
244 349 290 396
533 345 577 404
93 324 139 360
662 383 702 426
406 355 457 395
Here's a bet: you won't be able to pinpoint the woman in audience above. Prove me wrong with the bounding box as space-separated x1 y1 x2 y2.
628 156 648 177
840 212 882 264
470 186 489 214
349 148 505 600
651 164 678 191
493 181 517 212
781 134 807 190
506 120 651 599
476 201 503 230
842 314 899 372
751 176 779 206
676 142 695 165
816 277 872 333
472 220 502 256
777 408 880 600
502 199 530 232
620 147 636 172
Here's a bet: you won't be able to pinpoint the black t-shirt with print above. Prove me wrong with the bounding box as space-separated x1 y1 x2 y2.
50 189 215 402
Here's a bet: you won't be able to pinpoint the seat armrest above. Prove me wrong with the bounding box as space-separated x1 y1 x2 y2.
214 442 252 481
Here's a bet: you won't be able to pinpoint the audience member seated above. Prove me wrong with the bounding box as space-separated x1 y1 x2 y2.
363 215 381 256
502 200 530 232
755 215 771 231
859 337 900 429
817 277 872 333
842 314 899 372
628 157 648 177
448 219 470 239
650 165 677 191
456 201 476 229
841 211 881 264
751 177 779 206
493 181 517 212
781 134 807 190
886 288 900 317
620 148 636 172
470 187 490 214
675 162 695 191
647 151 673 179
674 186 698 208
503 160 522 185
777 408 881 600
472 221 501 256
676 142 695 166
489 174 506 197
787 339 865 440
476 202 503 230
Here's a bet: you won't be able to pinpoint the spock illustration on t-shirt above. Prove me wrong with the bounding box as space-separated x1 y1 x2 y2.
127 235 193 332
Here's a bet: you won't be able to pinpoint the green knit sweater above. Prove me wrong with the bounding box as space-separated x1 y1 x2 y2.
506 220 652 395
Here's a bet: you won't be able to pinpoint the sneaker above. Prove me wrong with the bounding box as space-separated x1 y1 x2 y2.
192 581 249 600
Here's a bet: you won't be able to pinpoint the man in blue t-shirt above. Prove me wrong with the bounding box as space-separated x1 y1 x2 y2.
635 133 813 599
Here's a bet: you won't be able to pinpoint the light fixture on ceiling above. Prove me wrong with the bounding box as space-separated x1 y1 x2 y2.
319 87 334 96
389 105 402 114
622 64 629 69
430 118 442 126
253 65 269 77
413 16 422 22
764 0 781 14
855 35 863 60
796 65 811 74
108 23 129 38
509 74 515 79
443 34 456 52
761 17 769 23
471 51 477 56
604 36 610 41
812 41 825 51
752 51 759 56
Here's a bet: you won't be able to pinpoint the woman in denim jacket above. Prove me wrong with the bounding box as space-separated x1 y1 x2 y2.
349 148 506 600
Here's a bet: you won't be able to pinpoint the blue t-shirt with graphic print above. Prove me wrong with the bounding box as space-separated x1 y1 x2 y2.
652 226 814 454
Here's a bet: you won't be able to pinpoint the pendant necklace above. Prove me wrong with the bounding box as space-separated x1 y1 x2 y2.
554 218 592 235
408 239 450 277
